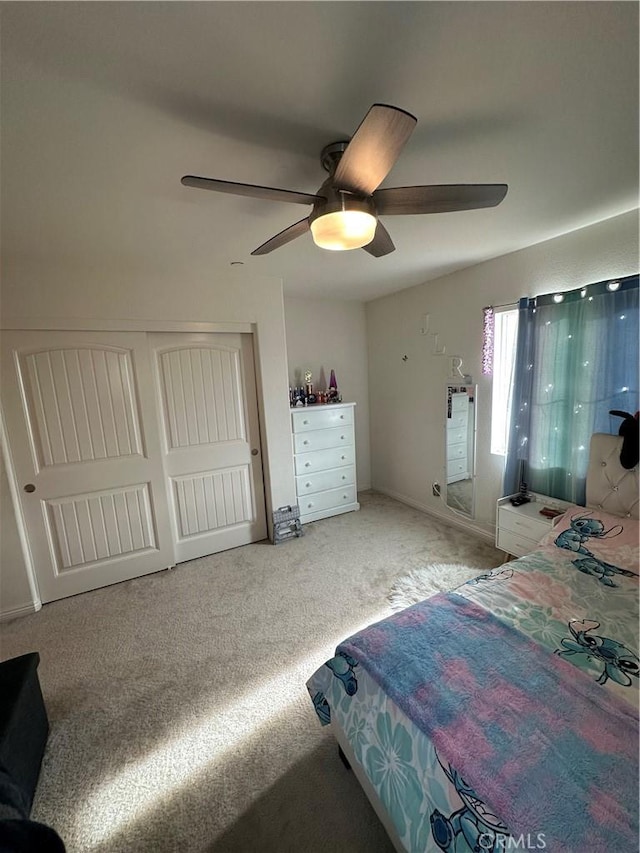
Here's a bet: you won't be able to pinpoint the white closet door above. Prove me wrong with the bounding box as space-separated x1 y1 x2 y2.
149 333 267 562
1 331 175 603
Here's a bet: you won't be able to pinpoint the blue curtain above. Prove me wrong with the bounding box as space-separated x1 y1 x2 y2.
503 274 639 503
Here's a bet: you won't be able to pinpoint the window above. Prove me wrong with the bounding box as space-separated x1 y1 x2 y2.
491 308 518 455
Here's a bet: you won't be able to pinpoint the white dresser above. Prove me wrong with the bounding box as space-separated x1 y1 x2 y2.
291 402 359 524
446 392 469 484
496 493 572 557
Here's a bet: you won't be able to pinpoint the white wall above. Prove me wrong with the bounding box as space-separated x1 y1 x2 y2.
284 297 371 489
1 262 298 614
366 209 639 537
0 450 34 619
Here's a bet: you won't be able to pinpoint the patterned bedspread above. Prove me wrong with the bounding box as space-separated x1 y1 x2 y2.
307 506 639 852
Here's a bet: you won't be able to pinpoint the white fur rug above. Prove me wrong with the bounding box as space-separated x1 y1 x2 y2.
388 563 482 610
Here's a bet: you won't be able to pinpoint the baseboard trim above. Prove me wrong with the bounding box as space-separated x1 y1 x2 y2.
0 600 42 622
373 486 496 544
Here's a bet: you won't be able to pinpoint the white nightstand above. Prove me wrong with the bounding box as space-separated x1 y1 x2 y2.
496 493 572 557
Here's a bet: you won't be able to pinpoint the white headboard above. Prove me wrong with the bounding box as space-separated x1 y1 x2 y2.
586 433 639 519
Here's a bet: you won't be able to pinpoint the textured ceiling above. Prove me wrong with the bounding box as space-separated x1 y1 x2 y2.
1 2 638 301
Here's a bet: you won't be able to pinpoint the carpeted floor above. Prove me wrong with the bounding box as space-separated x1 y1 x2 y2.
0 491 502 853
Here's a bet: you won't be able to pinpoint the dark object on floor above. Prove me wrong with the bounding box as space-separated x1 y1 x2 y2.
338 745 352 771
609 410 640 469
0 654 66 852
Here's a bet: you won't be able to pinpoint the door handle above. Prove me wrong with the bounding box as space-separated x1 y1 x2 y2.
251 448 259 456
24 484 36 493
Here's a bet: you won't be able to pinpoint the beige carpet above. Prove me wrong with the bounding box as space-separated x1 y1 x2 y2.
0 491 502 853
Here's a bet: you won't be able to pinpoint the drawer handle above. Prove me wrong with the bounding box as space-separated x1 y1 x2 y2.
341 455 346 460
305 482 311 487
343 494 348 500
303 440 309 445
307 502 313 508
305 462 311 467
341 475 346 480
303 420 309 425
340 414 344 419
340 435 345 440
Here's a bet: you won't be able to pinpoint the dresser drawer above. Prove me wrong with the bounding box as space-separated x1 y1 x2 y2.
497 528 539 558
446 427 467 446
446 442 467 462
299 484 357 516
447 459 468 479
291 406 353 433
294 445 355 476
450 394 469 413
296 467 355 495
447 412 468 430
293 426 353 454
498 506 549 542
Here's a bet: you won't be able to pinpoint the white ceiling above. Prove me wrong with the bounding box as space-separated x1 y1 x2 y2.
2 2 638 302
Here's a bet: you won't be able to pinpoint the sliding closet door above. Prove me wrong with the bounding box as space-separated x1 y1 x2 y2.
149 333 267 562
1 331 175 603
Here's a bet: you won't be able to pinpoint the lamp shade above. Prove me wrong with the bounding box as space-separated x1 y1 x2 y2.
310 210 377 251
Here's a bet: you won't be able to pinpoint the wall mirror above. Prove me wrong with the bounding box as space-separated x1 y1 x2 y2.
445 384 477 517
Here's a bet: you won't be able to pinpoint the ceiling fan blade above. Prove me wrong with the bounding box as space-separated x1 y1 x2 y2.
181 175 322 206
373 184 508 216
362 221 395 257
251 217 310 256
333 104 417 196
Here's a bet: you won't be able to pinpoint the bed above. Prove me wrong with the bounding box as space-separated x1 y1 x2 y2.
307 433 639 853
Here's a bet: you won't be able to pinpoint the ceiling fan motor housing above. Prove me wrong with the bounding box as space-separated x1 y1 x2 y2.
320 141 350 175
309 179 375 225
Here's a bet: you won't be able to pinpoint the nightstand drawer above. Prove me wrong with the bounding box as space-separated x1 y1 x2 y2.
497 528 539 558
293 426 353 454
498 507 549 541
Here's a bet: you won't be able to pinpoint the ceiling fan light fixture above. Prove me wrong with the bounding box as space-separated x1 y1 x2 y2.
310 209 377 251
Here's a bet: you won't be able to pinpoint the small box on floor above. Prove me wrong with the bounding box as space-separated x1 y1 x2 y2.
272 505 304 544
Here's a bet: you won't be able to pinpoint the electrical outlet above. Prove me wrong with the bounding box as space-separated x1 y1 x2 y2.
432 483 441 497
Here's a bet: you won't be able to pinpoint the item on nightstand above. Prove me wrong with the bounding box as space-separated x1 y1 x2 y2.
510 481 531 507
539 507 564 519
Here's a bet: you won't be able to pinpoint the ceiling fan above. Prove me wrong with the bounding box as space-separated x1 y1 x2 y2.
181 104 508 258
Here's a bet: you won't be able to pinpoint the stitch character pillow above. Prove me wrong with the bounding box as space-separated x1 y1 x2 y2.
538 506 639 576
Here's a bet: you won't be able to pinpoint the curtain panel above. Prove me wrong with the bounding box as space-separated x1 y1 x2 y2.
503 274 639 504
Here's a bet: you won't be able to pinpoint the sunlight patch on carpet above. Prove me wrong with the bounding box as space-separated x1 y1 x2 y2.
73 608 392 849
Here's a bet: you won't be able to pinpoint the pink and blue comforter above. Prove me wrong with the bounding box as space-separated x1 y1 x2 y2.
307 506 639 852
